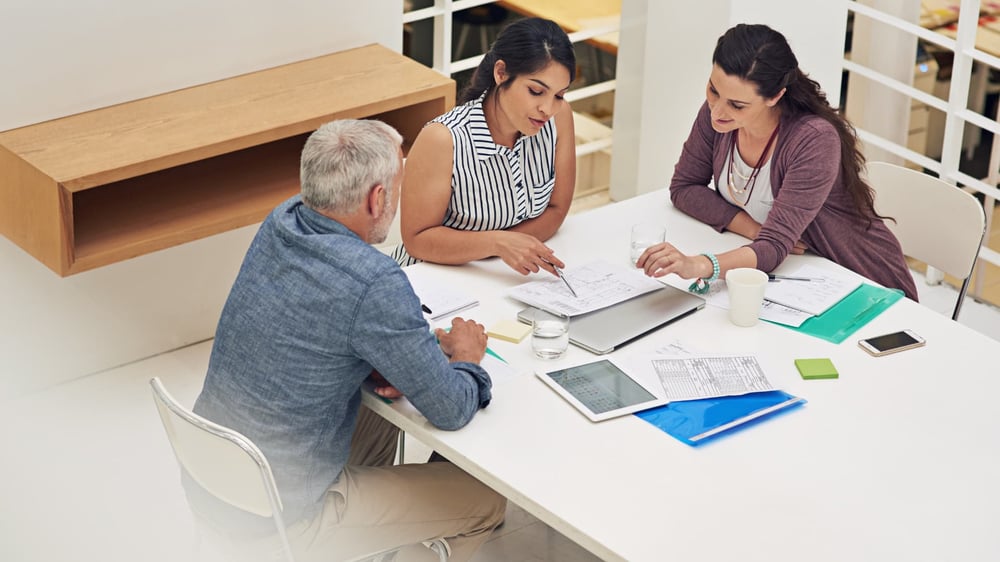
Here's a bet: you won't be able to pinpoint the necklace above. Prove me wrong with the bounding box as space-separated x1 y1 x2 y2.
727 124 780 203
731 158 753 181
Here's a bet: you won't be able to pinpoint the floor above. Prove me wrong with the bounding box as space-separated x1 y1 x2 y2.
3 191 999 562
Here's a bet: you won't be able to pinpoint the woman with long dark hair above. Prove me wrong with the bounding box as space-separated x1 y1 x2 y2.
393 17 577 276
638 23 917 300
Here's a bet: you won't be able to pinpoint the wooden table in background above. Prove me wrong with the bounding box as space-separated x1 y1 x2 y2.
497 0 621 54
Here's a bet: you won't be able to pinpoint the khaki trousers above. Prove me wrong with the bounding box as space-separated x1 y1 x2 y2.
291 406 507 561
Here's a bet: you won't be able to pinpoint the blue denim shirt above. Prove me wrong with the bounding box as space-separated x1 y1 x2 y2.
192 196 491 526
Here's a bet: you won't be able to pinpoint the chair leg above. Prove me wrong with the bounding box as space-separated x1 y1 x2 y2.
478 27 490 54
456 25 470 59
953 276 973 320
397 430 406 464
426 538 450 561
925 265 944 286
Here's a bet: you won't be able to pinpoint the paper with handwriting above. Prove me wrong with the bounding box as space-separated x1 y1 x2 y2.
506 260 664 316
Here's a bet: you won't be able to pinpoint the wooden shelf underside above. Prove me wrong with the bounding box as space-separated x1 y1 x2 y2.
70 135 307 272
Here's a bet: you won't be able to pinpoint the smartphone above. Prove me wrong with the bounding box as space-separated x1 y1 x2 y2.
858 330 926 357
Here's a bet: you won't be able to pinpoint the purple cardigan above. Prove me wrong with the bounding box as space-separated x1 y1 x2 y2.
670 102 918 301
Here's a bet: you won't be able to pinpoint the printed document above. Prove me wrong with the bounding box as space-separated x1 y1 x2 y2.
507 260 664 316
618 354 777 402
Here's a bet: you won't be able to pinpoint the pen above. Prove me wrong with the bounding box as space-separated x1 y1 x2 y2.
768 274 817 282
553 265 579 298
421 304 432 314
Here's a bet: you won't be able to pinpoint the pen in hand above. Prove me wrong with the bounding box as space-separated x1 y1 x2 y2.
552 265 579 298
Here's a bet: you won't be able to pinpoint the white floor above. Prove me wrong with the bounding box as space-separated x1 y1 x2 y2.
0 270 995 562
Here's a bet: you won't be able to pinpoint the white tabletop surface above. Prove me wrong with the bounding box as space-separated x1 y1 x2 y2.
364 189 1000 562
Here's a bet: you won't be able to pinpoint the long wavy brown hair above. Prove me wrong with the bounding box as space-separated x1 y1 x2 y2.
714 24 882 226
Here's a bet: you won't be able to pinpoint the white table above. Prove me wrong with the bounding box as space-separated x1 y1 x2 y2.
364 189 1000 562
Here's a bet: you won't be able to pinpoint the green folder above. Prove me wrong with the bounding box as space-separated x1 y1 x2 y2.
768 284 903 344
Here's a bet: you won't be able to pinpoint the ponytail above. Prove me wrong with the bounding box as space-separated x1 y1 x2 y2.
781 69 881 226
459 52 500 104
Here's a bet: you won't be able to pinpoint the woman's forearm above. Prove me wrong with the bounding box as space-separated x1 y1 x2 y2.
404 227 499 265
725 211 762 240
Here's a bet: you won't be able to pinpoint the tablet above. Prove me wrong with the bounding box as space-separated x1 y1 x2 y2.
536 358 669 422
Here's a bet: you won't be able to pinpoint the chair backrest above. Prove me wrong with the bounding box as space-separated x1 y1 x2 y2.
149 377 293 559
866 162 987 319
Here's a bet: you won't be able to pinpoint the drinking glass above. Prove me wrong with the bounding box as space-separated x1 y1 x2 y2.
531 309 570 359
630 223 666 265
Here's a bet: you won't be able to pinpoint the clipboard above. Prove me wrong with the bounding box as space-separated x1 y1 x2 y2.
769 284 903 344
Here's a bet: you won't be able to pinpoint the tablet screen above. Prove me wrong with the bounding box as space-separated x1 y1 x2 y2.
545 360 656 414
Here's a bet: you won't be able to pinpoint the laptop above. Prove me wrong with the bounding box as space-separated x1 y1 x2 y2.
517 284 705 355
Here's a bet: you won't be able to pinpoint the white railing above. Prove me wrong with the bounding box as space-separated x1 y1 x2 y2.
845 0 998 294
402 0 618 164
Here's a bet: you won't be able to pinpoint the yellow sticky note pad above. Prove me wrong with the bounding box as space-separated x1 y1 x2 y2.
488 319 532 343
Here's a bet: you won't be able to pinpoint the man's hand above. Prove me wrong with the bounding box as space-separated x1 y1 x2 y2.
435 317 488 364
369 369 403 399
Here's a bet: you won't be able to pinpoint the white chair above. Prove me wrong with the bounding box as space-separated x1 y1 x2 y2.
866 162 987 320
150 377 448 562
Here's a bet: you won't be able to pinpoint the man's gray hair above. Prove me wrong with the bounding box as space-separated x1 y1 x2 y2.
300 119 403 213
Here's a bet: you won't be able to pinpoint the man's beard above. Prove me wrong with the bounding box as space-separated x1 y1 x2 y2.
370 203 395 244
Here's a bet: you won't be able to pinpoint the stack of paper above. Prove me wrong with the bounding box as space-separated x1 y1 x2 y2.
763 264 863 317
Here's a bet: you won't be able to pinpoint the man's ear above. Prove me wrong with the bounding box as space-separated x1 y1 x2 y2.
368 183 387 219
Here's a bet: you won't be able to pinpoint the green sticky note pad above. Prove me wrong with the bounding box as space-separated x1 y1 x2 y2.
795 358 839 380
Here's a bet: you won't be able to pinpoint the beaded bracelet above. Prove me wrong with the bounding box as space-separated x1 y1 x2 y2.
688 253 720 295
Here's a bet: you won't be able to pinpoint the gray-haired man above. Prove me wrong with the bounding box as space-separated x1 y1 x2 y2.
191 119 506 561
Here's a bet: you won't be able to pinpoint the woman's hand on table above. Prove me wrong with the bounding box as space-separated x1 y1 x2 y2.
636 242 713 280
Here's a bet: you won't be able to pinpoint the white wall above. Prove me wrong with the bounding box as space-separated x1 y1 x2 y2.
0 1 400 130
611 0 849 199
0 1 402 399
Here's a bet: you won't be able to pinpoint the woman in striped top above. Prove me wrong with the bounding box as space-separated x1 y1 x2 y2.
392 17 577 276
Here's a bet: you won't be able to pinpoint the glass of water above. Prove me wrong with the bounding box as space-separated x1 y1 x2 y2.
630 222 666 266
531 309 570 360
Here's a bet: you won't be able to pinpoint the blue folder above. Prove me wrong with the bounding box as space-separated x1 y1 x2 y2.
635 390 806 446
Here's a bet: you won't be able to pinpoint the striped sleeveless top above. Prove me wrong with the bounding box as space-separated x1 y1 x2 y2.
392 91 559 266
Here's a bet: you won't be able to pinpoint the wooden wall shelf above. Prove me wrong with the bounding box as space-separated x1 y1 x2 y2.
0 44 454 276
